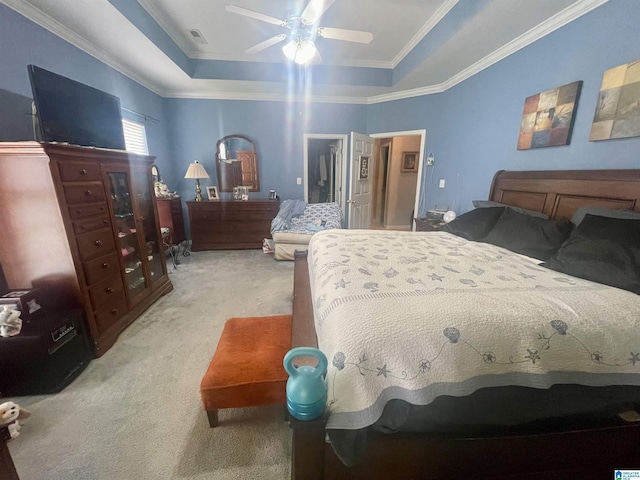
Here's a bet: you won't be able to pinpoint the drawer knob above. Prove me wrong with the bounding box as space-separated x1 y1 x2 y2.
105 287 114 293
94 240 103 246
85 190 92 196
103 219 109 224
111 309 118 315
102 263 110 269
80 168 87 175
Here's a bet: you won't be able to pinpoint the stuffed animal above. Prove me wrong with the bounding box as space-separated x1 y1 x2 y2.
0 401 31 439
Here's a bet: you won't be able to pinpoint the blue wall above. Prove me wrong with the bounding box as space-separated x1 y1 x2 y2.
367 0 640 215
164 99 366 201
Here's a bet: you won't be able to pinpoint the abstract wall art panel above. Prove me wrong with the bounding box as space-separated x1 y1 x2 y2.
590 60 640 141
517 81 582 150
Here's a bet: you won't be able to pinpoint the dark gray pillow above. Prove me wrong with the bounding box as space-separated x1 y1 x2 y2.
544 214 640 294
571 206 640 226
481 208 573 261
442 207 505 241
472 200 547 219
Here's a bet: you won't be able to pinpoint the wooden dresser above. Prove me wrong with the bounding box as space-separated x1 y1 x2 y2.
157 196 186 245
0 142 173 357
187 200 280 250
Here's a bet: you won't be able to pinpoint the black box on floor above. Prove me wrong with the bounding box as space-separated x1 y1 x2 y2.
0 309 92 397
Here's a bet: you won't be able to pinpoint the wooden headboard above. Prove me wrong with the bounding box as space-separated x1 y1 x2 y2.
488 169 640 220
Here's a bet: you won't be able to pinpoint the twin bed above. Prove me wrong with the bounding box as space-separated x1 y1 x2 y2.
289 169 640 479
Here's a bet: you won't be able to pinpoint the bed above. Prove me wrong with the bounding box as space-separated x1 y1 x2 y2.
289 169 640 480
271 201 342 260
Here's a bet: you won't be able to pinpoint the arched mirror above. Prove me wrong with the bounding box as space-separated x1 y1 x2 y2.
216 134 260 192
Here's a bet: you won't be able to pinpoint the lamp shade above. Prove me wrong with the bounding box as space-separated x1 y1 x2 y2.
184 161 209 179
282 38 317 65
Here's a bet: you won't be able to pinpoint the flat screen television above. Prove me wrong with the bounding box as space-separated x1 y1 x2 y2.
28 65 126 150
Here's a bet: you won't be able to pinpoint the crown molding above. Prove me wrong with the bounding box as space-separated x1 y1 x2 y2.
3 0 164 97
137 0 194 56
163 89 368 104
5 0 609 105
391 0 459 68
366 0 609 105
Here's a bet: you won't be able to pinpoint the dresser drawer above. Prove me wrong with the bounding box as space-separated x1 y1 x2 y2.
63 183 107 205
73 215 111 235
76 228 116 261
58 161 102 182
89 276 127 311
83 252 120 285
94 298 128 335
69 202 109 220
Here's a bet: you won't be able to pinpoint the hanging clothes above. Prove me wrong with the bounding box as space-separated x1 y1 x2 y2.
318 154 328 187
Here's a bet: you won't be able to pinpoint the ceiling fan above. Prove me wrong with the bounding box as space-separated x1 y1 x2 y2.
226 0 373 64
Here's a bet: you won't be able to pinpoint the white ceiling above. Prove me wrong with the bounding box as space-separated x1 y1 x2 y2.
3 0 609 103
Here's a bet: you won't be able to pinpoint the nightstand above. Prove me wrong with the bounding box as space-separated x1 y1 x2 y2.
415 218 444 231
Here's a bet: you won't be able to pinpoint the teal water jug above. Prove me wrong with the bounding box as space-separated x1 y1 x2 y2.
283 347 328 421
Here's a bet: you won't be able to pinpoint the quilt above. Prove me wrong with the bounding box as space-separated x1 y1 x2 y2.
271 201 342 236
308 229 640 430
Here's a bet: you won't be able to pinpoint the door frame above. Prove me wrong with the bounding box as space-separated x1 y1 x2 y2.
368 129 426 231
303 133 349 211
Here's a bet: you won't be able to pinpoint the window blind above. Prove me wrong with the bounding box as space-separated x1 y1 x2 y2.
122 119 149 155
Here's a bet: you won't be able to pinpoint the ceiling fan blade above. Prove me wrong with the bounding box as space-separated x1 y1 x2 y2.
225 5 285 26
245 34 287 54
317 27 373 44
300 0 336 25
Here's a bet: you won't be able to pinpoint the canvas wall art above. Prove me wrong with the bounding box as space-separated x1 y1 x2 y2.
590 60 640 141
517 81 582 150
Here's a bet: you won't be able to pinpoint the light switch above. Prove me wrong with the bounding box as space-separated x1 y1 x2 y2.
439 179 445 188
297 177 302 185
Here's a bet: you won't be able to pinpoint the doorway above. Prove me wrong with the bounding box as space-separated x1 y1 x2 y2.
370 132 424 231
303 134 347 209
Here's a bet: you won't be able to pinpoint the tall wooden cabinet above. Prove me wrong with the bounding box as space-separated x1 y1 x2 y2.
0 142 173 357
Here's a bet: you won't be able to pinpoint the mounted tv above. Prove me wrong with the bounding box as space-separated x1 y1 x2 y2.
28 65 126 150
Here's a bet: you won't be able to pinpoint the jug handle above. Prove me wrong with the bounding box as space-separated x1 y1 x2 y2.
283 347 328 378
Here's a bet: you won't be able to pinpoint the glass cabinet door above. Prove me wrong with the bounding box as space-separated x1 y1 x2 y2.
130 164 166 288
107 171 150 303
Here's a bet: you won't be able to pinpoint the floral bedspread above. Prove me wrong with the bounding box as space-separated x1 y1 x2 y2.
307 229 640 430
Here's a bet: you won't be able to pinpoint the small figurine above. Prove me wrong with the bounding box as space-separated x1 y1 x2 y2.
154 181 173 198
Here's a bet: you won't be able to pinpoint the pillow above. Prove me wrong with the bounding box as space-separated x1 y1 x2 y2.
472 200 548 219
571 206 640 226
481 207 573 261
441 207 505 241
544 214 640 294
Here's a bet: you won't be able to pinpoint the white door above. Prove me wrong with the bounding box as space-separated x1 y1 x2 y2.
334 139 343 209
348 132 375 229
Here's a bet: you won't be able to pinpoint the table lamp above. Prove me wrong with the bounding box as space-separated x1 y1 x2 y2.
184 161 209 201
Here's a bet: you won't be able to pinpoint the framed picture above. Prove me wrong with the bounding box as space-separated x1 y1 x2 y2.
517 81 582 149
401 152 418 172
206 185 219 201
590 59 640 141
359 156 369 180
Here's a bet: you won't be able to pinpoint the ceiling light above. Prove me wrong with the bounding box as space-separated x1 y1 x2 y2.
282 38 316 65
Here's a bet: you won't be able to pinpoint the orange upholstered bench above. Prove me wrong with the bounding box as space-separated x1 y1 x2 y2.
200 315 292 427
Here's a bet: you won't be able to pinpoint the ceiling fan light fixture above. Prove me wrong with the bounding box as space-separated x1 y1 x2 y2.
282 38 317 65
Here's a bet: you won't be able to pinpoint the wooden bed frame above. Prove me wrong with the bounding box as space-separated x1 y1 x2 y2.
289 169 640 480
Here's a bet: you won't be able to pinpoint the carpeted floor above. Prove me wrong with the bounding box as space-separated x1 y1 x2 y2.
8 249 295 480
